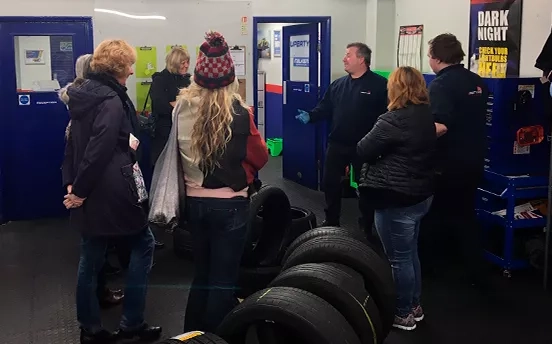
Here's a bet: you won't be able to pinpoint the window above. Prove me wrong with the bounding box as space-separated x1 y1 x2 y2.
14 35 74 92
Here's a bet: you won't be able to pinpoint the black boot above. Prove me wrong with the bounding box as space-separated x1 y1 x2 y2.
114 323 162 342
80 328 115 344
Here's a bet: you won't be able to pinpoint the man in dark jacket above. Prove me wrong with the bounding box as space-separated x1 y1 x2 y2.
296 42 388 230
423 33 489 285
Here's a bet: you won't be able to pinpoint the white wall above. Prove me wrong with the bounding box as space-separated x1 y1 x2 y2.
373 0 396 71
14 36 52 90
395 0 552 76
0 0 92 16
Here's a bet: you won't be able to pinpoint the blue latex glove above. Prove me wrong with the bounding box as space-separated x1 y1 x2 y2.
295 109 310 124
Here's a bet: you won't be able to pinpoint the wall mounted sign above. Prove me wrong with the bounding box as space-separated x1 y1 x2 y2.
18 94 30 105
468 0 523 78
273 30 281 57
396 25 424 69
24 50 45 65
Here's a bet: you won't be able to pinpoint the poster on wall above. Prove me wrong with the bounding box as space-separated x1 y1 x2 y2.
468 0 522 78
257 29 271 59
25 50 45 65
396 25 424 69
135 46 157 78
273 30 281 57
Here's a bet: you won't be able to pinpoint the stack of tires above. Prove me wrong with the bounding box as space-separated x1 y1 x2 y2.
223 227 394 344
164 227 395 343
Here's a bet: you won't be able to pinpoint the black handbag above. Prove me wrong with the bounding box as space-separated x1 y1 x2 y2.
137 85 157 137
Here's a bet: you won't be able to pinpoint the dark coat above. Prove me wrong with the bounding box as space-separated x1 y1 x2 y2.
61 73 148 237
150 69 191 166
536 27 552 76
357 104 436 197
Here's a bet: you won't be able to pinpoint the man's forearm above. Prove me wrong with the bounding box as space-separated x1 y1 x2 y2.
435 122 448 137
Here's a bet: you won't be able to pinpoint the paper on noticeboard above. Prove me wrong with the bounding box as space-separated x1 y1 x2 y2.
230 47 246 76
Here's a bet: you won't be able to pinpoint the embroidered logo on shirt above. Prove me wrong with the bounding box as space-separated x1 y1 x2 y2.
468 86 483 95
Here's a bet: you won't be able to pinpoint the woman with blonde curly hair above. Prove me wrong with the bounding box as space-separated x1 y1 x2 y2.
356 66 436 331
174 31 268 332
61 39 161 343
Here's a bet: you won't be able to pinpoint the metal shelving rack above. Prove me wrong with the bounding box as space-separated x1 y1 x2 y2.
476 170 549 277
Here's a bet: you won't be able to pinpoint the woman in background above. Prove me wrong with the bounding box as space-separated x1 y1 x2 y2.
62 39 161 344
175 31 268 332
150 46 191 166
356 66 436 331
149 46 191 249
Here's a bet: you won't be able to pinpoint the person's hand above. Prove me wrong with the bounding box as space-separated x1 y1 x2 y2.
67 185 72 194
295 109 310 124
63 193 85 209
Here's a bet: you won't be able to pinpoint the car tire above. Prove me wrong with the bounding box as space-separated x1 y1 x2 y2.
281 235 395 336
269 263 383 343
242 185 291 267
217 287 361 344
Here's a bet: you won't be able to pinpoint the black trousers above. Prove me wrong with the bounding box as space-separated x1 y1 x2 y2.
96 240 132 296
419 169 485 279
322 143 363 225
358 189 384 254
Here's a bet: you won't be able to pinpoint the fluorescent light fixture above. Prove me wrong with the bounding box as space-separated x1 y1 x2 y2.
94 8 166 20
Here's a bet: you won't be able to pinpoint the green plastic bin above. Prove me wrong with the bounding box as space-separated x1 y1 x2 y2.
349 164 358 189
267 138 283 157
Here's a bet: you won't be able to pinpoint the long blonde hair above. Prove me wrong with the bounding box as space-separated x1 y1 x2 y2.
179 78 246 172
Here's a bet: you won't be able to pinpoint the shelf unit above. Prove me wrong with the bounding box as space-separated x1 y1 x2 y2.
476 170 548 274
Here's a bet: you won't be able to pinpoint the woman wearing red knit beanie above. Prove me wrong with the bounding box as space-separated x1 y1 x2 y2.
177 31 269 332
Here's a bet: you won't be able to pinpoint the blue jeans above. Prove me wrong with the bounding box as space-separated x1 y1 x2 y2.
183 196 249 333
374 196 433 317
76 227 154 332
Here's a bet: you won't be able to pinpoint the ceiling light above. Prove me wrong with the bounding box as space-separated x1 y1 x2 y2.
94 8 166 20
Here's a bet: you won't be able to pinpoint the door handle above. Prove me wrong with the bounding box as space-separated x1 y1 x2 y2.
283 81 287 105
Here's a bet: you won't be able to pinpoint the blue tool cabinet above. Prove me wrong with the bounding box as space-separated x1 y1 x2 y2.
483 78 550 176
476 170 548 276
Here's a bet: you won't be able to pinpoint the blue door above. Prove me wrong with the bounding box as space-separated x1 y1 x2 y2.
0 17 93 222
282 23 319 190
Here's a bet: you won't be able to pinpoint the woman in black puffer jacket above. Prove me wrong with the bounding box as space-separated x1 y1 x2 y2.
356 66 436 332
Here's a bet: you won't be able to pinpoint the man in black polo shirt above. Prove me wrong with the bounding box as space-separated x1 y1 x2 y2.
296 42 388 230
424 33 488 284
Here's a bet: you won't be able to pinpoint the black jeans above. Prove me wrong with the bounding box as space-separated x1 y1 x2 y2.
183 196 249 333
322 142 363 225
419 169 485 279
